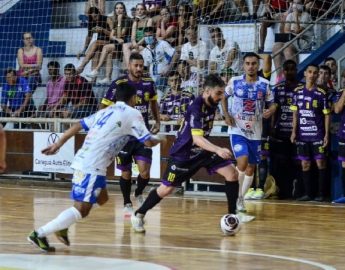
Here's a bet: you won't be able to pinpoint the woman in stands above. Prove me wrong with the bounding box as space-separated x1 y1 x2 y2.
177 4 195 49
86 2 132 84
17 32 43 92
76 7 112 76
156 7 178 47
122 4 153 70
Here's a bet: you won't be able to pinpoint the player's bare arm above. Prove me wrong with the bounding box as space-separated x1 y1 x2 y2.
263 103 278 119
192 135 232 159
221 97 235 126
149 100 161 134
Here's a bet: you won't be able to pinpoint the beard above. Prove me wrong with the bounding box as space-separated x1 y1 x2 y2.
207 96 219 107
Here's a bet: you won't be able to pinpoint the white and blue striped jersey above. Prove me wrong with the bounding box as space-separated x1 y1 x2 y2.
71 101 151 175
225 75 273 140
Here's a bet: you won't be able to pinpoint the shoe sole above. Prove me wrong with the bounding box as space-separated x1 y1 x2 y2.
55 234 70 246
27 237 56 252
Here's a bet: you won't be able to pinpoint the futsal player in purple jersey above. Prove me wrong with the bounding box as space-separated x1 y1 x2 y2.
100 52 161 215
290 64 330 202
131 74 254 233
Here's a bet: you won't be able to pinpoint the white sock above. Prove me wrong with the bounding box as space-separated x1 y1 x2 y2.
242 174 254 197
37 207 82 237
236 167 245 198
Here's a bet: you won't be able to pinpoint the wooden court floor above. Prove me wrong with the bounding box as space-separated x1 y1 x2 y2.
0 183 344 270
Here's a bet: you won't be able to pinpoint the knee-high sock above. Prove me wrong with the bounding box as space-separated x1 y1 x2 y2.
302 170 312 197
135 175 149 197
120 177 132 205
135 188 162 216
236 167 245 197
225 181 239 214
258 159 268 190
317 168 326 197
242 174 254 197
37 207 82 237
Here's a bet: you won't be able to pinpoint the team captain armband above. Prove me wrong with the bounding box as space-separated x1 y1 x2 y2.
101 98 114 106
323 108 331 114
191 129 204 136
290 105 298 111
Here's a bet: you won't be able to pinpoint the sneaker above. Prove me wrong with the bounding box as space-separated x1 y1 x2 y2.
244 188 255 200
251 188 265 200
55 228 70 246
314 196 325 202
131 213 145 233
296 195 312 201
135 194 145 207
123 203 134 217
86 69 99 78
27 231 54 252
332 196 345 203
98 78 110 84
236 213 255 223
236 197 247 213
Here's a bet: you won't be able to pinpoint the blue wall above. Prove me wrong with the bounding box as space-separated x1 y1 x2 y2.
0 0 65 83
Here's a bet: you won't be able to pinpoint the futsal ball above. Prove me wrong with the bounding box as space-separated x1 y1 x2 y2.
220 214 241 236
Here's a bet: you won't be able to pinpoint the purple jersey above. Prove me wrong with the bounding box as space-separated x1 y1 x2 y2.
336 90 345 139
102 75 157 127
160 90 195 120
169 96 216 161
274 81 302 140
290 85 330 142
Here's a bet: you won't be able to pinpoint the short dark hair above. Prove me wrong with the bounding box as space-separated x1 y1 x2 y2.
144 27 155 34
283 59 297 70
306 63 319 71
115 83 137 102
129 52 144 62
168 71 180 78
203 74 225 88
178 60 189 67
319 64 331 75
5 67 16 76
88 7 100 15
64 63 76 73
324 57 336 64
209 27 222 35
47 61 60 69
243 52 260 61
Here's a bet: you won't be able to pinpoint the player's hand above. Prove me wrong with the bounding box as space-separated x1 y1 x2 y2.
323 134 329 148
160 115 170 121
216 147 232 159
42 143 60 155
224 114 235 126
290 132 296 144
150 122 160 134
263 108 274 119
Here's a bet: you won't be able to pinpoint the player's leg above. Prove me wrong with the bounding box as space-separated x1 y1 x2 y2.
334 140 345 203
314 141 327 202
296 142 313 201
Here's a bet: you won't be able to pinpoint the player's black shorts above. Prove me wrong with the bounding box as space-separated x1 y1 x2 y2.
116 139 152 171
261 137 270 158
161 151 233 187
338 138 345 161
296 140 326 161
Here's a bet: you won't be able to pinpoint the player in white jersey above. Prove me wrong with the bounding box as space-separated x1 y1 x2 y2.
221 52 277 213
27 83 164 252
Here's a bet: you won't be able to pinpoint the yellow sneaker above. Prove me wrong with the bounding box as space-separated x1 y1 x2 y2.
244 188 255 200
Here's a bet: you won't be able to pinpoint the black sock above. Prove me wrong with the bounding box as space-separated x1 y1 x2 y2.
342 167 345 196
318 168 326 197
258 159 268 190
302 170 312 197
135 175 149 197
136 188 162 216
119 177 132 205
224 181 239 214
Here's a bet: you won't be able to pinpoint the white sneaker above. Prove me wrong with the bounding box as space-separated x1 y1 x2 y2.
131 213 145 233
236 213 255 223
251 188 265 200
244 188 255 200
236 197 247 213
98 78 110 84
135 194 145 207
123 203 134 217
86 69 99 78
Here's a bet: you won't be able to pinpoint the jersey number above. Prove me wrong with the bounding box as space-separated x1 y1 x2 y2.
96 111 114 128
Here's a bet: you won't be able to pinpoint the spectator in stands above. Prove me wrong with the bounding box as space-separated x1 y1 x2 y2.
177 60 199 94
324 57 338 89
180 27 208 77
160 71 195 131
272 0 313 79
37 61 65 118
17 32 43 92
141 27 177 97
259 0 291 52
55 64 97 119
199 0 227 23
304 0 333 20
156 7 178 47
86 2 132 84
144 0 166 23
85 0 105 15
0 68 36 123
122 4 153 70
177 4 195 48
76 7 112 75
209 27 242 75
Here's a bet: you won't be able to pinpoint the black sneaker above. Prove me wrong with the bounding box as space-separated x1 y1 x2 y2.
27 231 55 252
55 228 70 246
296 195 312 201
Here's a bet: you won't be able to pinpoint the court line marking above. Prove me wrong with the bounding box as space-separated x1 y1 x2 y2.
0 241 336 270
1 185 344 209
